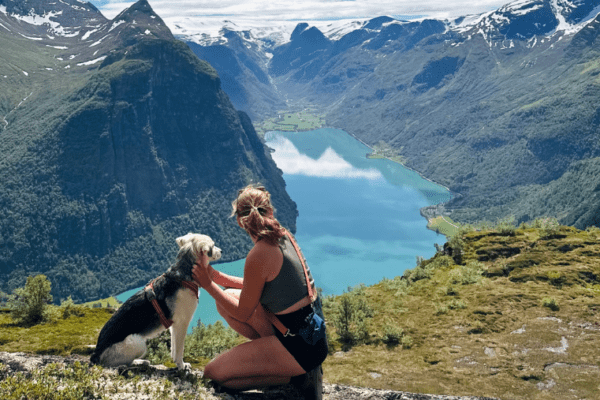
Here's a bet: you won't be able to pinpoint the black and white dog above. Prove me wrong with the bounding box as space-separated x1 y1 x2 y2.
91 233 221 370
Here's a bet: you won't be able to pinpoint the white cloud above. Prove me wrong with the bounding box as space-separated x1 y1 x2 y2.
267 135 382 179
91 0 506 23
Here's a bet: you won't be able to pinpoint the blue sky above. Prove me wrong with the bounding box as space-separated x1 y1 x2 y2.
88 0 508 21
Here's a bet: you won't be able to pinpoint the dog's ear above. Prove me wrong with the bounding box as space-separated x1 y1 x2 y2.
176 233 193 248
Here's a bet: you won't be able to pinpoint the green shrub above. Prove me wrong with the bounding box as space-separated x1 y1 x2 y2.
8 275 53 326
144 320 240 365
0 361 104 400
450 261 484 285
381 323 404 345
448 299 467 310
145 331 172 365
542 297 560 311
435 298 466 315
185 320 239 361
404 255 455 283
332 285 373 345
435 304 448 315
547 271 565 287
476 220 494 231
379 277 409 297
447 226 473 264
586 226 600 237
495 215 516 236
401 335 413 349
533 217 560 238
444 285 459 296
0 291 10 309
59 296 87 319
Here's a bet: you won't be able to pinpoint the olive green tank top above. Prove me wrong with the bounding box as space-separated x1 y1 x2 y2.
259 235 315 314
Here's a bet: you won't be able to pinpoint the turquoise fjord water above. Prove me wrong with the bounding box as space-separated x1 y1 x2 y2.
117 128 451 331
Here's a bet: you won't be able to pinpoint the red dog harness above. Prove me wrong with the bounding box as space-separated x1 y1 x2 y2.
145 276 199 329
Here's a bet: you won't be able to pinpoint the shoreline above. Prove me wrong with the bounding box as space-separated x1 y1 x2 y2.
264 126 456 238
342 129 453 193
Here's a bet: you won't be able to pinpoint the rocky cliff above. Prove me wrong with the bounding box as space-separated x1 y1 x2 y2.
0 0 296 302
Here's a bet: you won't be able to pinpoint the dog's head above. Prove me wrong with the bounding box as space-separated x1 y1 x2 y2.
176 233 222 262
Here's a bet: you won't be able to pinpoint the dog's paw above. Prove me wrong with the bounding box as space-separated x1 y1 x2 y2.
177 362 192 371
132 359 151 367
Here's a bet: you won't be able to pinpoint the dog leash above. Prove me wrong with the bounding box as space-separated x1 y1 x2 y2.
145 276 199 329
265 232 317 337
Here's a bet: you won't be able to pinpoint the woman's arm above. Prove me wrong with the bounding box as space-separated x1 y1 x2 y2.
207 265 244 289
194 242 279 322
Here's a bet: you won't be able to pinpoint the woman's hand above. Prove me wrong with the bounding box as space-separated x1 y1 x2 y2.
192 253 212 288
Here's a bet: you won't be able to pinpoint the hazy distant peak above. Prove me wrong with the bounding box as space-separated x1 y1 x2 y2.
291 22 310 39
364 16 396 30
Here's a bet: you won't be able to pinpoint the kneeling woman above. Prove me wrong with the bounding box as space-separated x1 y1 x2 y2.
192 185 328 398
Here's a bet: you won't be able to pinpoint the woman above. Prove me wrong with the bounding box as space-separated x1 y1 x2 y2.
192 184 328 398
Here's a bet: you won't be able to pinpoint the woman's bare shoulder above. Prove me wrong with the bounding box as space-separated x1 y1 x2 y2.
246 240 283 272
249 239 281 259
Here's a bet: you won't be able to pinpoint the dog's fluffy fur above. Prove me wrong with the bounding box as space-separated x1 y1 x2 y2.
90 233 221 369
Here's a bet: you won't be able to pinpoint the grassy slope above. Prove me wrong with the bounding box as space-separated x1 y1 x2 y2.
323 226 600 399
0 308 111 356
1 226 600 399
427 216 460 237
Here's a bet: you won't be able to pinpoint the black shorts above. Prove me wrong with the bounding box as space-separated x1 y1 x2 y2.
272 304 328 373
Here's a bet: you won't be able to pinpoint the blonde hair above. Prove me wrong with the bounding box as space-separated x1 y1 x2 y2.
231 184 286 244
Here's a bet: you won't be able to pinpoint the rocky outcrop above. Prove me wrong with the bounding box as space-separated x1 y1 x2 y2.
0 352 500 400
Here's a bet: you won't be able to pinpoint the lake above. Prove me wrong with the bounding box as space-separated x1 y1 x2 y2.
117 128 451 331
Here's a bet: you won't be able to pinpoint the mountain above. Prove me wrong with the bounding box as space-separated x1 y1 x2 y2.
178 0 600 229
185 28 286 120
0 0 297 302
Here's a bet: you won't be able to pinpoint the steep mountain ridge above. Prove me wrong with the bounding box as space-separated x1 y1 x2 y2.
0 0 296 302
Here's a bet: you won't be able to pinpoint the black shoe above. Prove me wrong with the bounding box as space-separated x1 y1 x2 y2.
291 365 323 400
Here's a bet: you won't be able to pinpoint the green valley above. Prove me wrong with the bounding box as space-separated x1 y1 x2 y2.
254 109 326 136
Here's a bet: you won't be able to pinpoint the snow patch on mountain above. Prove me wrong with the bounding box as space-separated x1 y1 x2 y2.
108 19 125 32
0 7 81 37
498 0 544 16
77 55 106 66
449 0 600 40
168 16 376 48
19 33 43 40
170 17 298 47
81 28 99 40
551 0 600 33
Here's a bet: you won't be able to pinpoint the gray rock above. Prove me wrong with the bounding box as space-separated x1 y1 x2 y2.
0 352 501 400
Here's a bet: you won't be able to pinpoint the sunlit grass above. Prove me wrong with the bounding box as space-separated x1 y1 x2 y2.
322 225 600 399
427 216 459 237
0 308 111 356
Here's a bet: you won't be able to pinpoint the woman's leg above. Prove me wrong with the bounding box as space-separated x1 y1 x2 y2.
203 335 306 390
215 289 274 339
